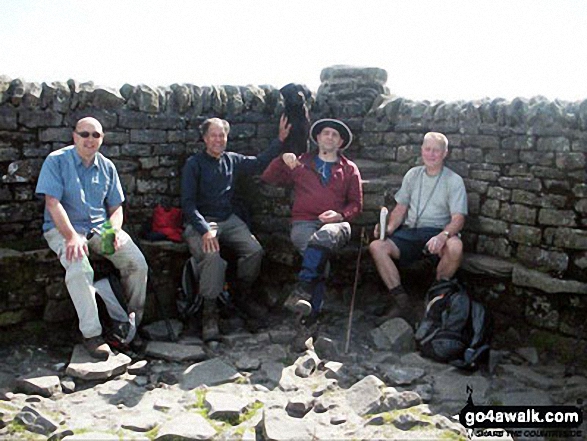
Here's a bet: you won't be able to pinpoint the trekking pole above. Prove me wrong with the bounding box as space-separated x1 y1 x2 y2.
344 227 366 354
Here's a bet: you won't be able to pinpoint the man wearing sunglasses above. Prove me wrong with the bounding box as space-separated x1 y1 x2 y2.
36 117 148 360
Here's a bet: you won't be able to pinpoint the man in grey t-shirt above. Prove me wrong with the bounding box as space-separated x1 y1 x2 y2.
369 132 467 324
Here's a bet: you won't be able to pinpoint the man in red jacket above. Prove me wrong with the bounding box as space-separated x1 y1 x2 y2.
262 119 363 319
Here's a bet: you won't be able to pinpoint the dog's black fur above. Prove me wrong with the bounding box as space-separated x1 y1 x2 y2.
279 83 312 156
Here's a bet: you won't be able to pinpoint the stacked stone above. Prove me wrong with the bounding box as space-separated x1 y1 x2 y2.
360 92 587 337
1 67 586 341
0 76 282 241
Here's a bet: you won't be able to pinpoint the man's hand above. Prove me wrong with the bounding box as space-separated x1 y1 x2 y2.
426 232 449 255
282 153 301 170
202 230 220 253
278 114 292 142
65 234 88 262
318 210 343 224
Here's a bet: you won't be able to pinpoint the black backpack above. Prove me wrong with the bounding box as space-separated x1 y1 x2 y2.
414 279 492 370
177 257 203 320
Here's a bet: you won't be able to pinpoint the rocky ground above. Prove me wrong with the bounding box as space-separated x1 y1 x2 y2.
0 286 585 441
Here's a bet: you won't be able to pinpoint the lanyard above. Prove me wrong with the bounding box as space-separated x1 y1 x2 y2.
414 167 444 228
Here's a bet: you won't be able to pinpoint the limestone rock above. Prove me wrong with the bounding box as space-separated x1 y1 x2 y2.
14 405 58 436
180 358 240 390
16 370 62 398
145 341 206 362
370 318 415 353
65 345 131 380
156 413 216 440
205 391 250 420
345 375 384 416
141 319 184 340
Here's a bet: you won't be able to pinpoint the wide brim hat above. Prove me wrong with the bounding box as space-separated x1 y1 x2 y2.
309 118 353 151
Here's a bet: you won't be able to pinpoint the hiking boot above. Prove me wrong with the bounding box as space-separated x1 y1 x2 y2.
375 286 417 326
202 299 221 342
283 282 313 317
83 336 113 361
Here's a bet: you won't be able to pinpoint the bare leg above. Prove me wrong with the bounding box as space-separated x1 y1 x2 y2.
436 236 463 280
369 239 402 290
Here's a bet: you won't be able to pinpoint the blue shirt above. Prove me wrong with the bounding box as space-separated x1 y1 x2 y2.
314 156 335 186
35 145 125 234
181 138 283 235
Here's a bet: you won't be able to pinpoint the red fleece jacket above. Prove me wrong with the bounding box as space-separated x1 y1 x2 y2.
261 152 363 222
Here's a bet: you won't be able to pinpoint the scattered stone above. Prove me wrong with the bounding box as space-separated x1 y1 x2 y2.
141 319 184 341
314 336 340 359
382 388 422 411
345 375 385 416
370 318 415 353
120 413 158 432
380 365 425 385
60 378 76 394
235 353 261 371
16 371 62 397
127 359 149 375
294 351 320 378
322 361 343 380
156 413 216 440
14 405 58 436
180 358 241 390
205 391 250 420
65 345 131 380
145 341 206 362
285 393 314 418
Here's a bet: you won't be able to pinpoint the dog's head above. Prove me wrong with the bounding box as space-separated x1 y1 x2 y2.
280 83 312 109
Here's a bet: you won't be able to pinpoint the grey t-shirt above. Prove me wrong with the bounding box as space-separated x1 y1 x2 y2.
395 165 467 229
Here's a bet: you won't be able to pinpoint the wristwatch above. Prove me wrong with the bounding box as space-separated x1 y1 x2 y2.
442 231 451 238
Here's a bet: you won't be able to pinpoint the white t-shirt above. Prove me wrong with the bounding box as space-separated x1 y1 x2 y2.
395 165 468 229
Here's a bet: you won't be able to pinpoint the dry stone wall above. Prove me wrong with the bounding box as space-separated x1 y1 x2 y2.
0 66 585 341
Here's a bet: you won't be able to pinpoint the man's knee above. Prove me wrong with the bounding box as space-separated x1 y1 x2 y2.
443 237 463 259
369 239 389 258
309 222 350 250
65 258 94 284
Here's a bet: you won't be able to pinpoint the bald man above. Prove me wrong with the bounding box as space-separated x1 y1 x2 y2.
36 117 148 360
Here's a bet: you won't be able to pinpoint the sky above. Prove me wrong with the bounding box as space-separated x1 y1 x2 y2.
1 0 586 102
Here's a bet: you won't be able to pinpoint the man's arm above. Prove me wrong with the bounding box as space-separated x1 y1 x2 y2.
180 158 220 253
426 213 466 255
107 205 124 251
339 164 363 222
45 195 88 261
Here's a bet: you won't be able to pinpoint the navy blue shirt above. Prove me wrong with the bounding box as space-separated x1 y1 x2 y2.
181 138 283 235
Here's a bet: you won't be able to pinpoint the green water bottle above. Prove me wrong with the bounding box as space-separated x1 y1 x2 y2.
101 220 116 255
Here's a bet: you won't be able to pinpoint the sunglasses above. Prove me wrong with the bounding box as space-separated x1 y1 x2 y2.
75 131 103 139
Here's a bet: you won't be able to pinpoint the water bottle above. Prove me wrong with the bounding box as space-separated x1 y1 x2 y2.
101 220 116 255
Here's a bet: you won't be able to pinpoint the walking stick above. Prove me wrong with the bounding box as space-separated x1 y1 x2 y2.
344 227 366 354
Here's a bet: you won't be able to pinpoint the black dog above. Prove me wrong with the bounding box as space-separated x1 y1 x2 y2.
279 83 312 156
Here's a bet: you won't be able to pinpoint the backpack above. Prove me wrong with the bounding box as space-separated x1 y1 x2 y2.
414 279 492 370
177 257 203 320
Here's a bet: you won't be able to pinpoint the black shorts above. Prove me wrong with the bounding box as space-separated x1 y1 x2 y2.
387 227 442 267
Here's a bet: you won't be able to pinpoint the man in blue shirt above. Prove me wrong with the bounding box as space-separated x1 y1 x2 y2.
36 117 148 360
181 116 290 341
